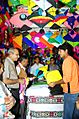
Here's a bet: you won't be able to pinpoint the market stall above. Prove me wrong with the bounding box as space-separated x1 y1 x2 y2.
26 82 64 119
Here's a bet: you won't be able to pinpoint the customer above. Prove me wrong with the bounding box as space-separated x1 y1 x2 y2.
16 56 29 119
0 62 15 119
3 48 24 119
48 57 59 71
49 42 79 119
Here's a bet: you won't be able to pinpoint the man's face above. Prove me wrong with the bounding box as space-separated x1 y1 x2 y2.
11 49 19 61
58 49 66 58
50 58 55 64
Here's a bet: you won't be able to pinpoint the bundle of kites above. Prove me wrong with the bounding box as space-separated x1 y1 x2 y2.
33 65 63 95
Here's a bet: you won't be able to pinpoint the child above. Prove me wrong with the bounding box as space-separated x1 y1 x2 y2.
16 56 30 119
16 56 35 119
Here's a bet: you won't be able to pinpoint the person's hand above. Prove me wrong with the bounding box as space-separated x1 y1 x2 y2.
18 78 25 84
4 96 11 105
9 96 16 104
4 96 16 110
6 100 15 110
49 82 56 88
29 77 36 81
4 96 15 104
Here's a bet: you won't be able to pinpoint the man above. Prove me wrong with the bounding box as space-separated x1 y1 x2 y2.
49 42 79 119
3 48 23 119
48 57 59 71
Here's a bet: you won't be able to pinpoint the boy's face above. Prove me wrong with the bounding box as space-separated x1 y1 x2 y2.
35 58 39 63
22 59 28 67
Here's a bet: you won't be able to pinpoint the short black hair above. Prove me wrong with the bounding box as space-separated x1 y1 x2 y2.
50 56 55 60
34 56 40 60
58 42 74 56
18 55 28 62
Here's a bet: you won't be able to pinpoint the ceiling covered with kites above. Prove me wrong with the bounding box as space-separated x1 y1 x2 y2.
0 0 79 50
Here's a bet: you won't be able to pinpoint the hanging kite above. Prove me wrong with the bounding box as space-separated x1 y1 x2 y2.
32 32 46 48
13 34 22 50
29 16 52 28
10 7 36 28
64 30 79 42
64 15 79 29
23 37 38 49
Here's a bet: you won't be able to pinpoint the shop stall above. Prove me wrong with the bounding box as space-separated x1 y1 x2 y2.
26 82 64 119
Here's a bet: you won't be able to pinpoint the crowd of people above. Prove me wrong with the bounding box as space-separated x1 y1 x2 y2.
0 42 79 119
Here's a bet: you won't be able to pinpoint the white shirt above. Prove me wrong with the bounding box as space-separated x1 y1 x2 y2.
16 63 26 75
3 57 19 89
